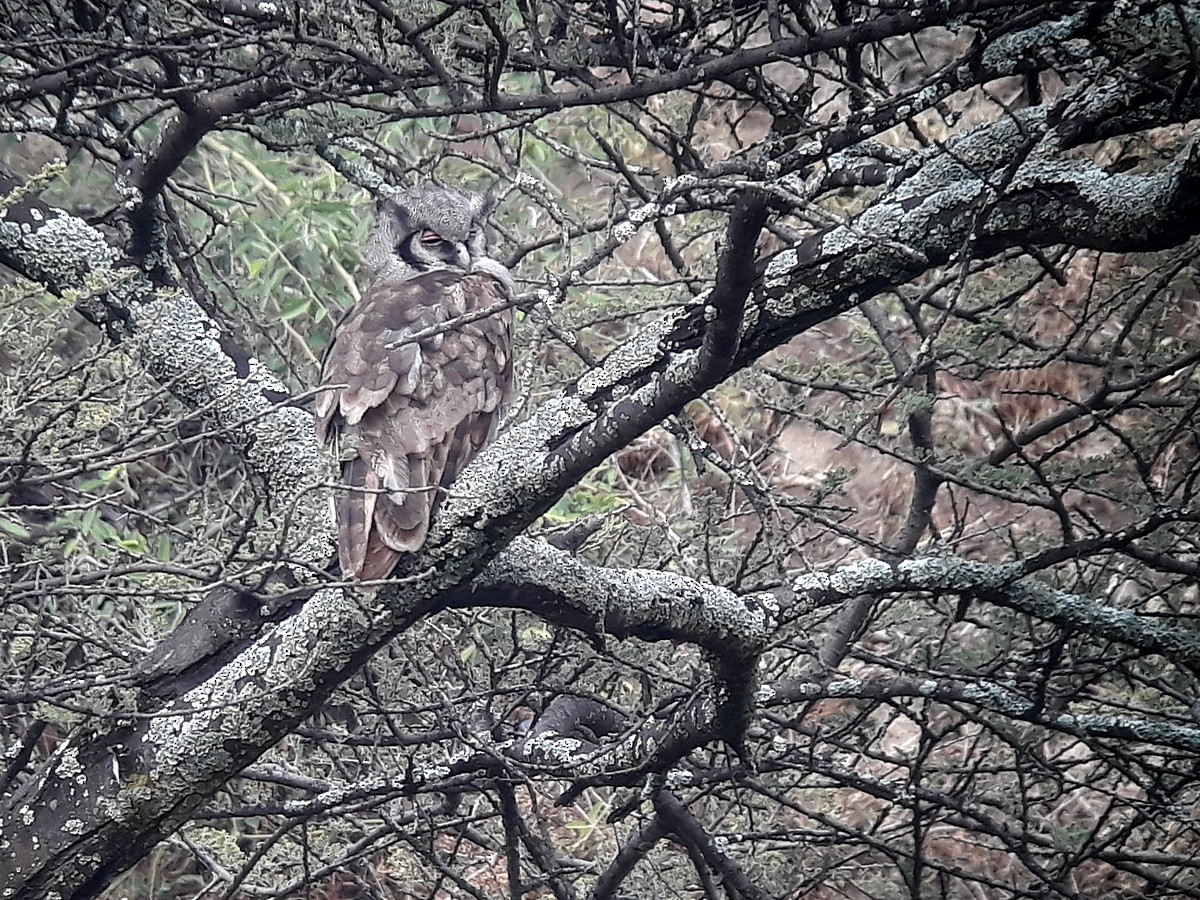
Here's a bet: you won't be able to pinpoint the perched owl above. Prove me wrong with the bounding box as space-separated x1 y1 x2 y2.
315 186 515 582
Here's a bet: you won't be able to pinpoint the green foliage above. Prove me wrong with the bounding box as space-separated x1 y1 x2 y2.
186 133 369 377
544 467 627 524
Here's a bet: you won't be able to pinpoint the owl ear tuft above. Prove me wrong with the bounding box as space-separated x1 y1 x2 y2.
375 191 403 214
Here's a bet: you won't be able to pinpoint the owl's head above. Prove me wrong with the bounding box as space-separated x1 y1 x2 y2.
364 186 494 282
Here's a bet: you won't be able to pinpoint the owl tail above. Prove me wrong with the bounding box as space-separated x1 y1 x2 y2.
338 458 403 584
373 453 435 554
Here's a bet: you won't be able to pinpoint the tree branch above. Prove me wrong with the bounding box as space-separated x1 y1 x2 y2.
790 555 1200 675
0 170 772 900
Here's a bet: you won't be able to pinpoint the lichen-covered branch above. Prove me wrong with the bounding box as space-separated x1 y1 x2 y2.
771 675 1200 754
788 556 1200 674
0 175 773 900
470 537 771 655
463 537 774 783
737 107 1200 365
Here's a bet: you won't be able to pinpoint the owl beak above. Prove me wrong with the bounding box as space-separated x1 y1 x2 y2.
453 243 470 270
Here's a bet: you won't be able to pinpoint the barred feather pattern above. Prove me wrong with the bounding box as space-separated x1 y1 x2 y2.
315 268 514 582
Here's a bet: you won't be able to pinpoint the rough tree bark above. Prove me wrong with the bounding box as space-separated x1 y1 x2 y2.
2 2 1200 897
4 97 1198 897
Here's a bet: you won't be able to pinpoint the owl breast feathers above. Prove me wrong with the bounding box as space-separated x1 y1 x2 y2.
315 188 514 583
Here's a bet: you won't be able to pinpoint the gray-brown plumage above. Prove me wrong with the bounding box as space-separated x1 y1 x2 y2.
315 186 514 582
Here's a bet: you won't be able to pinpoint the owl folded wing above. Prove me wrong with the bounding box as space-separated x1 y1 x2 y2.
316 269 512 581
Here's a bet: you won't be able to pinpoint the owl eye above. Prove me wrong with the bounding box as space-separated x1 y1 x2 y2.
420 230 443 244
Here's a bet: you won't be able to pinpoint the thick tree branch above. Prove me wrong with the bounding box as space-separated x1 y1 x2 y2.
771 675 1200 754
468 538 771 659
735 108 1200 365
0 171 771 900
788 556 1200 675
3 13 1200 891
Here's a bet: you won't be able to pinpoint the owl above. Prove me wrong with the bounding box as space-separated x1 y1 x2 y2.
314 186 515 583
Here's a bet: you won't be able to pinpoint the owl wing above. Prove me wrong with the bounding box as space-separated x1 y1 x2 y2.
315 269 513 583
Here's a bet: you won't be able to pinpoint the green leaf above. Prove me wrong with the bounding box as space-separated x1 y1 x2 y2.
0 515 31 540
279 297 313 321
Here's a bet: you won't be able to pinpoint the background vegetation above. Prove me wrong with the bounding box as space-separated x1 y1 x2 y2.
3 2 1200 898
